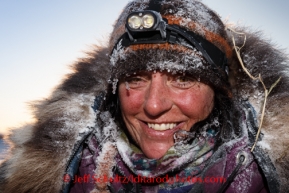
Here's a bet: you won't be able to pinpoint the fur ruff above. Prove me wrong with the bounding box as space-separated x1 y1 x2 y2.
228 27 289 192
0 7 289 193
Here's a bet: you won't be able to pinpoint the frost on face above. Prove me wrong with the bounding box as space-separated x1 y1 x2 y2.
125 81 130 90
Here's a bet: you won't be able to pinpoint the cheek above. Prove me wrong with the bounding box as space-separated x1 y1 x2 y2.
118 84 144 116
174 86 214 119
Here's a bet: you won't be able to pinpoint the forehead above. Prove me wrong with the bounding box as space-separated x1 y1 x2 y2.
110 45 229 96
119 70 195 79
111 46 207 79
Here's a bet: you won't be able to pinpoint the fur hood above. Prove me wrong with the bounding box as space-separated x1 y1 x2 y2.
1 3 289 193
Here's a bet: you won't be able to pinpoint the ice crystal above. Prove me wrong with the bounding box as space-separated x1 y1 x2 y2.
125 81 130 90
112 78 118 94
56 94 96 142
110 40 125 67
173 130 196 154
99 111 119 142
162 0 221 35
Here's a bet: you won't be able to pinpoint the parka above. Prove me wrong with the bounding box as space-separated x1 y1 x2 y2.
0 0 288 193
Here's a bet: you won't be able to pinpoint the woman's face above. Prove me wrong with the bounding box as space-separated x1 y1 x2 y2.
118 71 214 159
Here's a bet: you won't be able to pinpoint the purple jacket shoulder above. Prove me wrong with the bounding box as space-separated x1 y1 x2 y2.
68 134 271 193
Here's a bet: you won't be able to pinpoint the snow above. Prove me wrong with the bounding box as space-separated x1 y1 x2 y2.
144 47 205 75
112 78 119 94
92 111 120 185
52 93 96 146
231 166 253 193
111 0 224 48
101 114 119 142
125 81 130 90
108 0 221 91
162 0 222 35
109 40 207 94
116 135 135 170
257 140 271 150
257 130 274 150
94 141 117 180
177 37 195 50
110 40 126 67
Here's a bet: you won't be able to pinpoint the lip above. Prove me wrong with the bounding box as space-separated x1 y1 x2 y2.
138 120 186 140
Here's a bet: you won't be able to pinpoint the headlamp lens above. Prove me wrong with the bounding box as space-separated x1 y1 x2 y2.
142 14 155 28
128 15 142 29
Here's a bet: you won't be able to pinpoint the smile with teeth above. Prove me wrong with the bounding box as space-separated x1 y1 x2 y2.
147 123 177 131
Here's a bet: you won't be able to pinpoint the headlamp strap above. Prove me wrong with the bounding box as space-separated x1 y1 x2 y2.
168 31 178 44
147 0 163 12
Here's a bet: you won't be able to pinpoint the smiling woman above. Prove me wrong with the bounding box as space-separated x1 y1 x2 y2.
0 0 289 193
118 72 214 159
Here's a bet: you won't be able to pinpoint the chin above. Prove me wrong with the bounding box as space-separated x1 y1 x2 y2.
140 141 174 159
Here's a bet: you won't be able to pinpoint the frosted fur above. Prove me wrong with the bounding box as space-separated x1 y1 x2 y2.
111 43 204 71
111 44 209 81
162 0 221 35
145 46 204 73
110 40 126 67
108 0 228 54
91 111 119 192
0 47 110 193
99 111 119 142
227 27 289 192
92 141 117 193
0 0 288 192
146 55 204 73
1 27 288 193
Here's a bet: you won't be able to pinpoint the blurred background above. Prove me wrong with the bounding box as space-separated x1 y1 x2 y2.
1 0 288 160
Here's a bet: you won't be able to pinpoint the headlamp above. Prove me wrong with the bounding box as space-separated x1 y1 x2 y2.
126 11 160 31
142 14 155 28
128 15 142 29
127 13 155 30
115 10 228 75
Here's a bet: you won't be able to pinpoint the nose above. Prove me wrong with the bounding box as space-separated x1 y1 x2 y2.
143 73 173 117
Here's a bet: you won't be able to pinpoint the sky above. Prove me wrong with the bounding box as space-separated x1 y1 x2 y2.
0 0 288 135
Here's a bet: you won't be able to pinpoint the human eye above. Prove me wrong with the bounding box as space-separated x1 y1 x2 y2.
171 75 196 88
124 75 148 89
